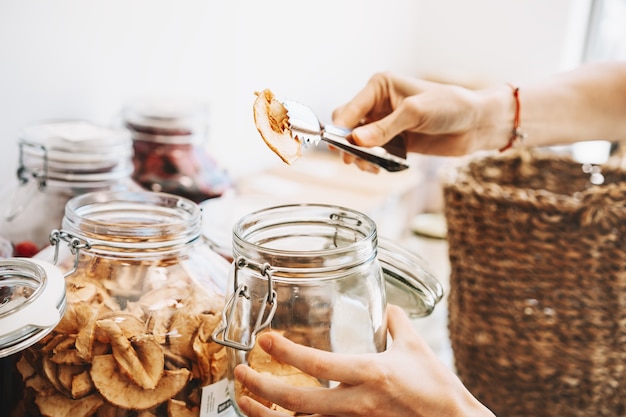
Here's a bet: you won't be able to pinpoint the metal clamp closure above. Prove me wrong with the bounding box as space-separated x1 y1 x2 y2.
329 212 363 246
17 142 48 191
49 229 91 278
212 257 278 351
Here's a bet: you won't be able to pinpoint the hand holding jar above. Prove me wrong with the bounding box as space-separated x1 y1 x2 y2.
234 304 496 417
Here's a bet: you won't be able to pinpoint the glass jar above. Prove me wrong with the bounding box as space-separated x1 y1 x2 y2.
11 190 233 417
0 257 67 417
123 96 233 203
211 204 443 416
0 120 139 255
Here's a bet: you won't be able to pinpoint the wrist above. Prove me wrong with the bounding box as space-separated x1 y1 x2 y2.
475 85 518 152
453 389 497 417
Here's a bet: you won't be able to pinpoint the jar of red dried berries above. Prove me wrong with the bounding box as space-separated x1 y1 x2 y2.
15 190 234 417
0 120 140 256
123 96 233 203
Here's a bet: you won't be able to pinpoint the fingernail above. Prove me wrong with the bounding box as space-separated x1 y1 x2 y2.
233 364 246 381
258 333 273 351
237 396 250 415
352 125 373 145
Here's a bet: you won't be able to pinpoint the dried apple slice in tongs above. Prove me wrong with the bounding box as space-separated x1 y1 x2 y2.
253 89 409 172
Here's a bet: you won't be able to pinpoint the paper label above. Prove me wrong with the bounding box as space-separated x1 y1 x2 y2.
200 378 236 417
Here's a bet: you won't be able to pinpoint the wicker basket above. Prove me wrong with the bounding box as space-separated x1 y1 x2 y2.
443 149 626 417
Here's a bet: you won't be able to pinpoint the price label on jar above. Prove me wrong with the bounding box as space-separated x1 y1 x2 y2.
201 378 236 417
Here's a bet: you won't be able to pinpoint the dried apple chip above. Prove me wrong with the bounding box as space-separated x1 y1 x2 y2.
35 392 104 417
253 89 301 165
167 309 201 359
71 370 95 399
90 355 190 411
167 399 198 417
240 331 323 415
57 364 84 394
96 319 164 390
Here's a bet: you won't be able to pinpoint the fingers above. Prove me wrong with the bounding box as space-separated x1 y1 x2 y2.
237 394 284 417
234 365 343 416
350 99 421 148
257 332 369 385
386 304 414 340
332 85 379 129
386 304 436 354
328 145 381 174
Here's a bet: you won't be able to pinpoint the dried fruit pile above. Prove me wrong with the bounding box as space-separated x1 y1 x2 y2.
15 257 227 417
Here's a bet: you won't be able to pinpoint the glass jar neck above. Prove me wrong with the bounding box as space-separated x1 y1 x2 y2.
123 96 209 146
60 191 202 256
232 204 378 278
18 120 134 186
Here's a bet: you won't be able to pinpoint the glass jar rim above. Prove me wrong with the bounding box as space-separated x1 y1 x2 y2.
0 258 66 358
17 120 134 183
123 96 208 132
61 191 203 252
232 203 377 274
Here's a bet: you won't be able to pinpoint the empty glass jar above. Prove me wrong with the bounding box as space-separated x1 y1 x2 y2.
212 204 443 416
0 120 138 255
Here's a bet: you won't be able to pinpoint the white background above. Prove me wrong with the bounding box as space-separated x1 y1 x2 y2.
0 0 592 185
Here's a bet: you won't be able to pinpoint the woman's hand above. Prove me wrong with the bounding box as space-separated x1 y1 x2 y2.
234 304 495 417
330 72 513 170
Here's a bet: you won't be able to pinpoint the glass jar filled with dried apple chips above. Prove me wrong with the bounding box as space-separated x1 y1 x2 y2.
0 120 140 257
7 190 233 417
122 96 233 204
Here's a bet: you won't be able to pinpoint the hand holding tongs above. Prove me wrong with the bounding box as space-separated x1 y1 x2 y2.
282 99 410 172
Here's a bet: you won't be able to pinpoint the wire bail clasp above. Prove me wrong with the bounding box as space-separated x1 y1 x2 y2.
212 257 278 351
3 142 49 222
49 229 91 278
17 141 49 190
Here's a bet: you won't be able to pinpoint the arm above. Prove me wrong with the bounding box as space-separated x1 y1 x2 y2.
332 61 626 158
234 304 495 417
515 61 626 148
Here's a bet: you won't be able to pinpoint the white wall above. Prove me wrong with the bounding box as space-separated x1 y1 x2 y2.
0 0 591 186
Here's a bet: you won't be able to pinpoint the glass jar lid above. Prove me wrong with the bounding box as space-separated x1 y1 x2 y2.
0 258 66 358
122 96 209 144
18 120 134 184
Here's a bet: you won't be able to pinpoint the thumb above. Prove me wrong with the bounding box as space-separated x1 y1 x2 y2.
351 111 410 148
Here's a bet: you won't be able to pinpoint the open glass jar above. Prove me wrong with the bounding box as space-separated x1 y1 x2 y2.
0 258 67 416
123 96 233 203
10 190 233 417
212 204 443 416
0 120 138 255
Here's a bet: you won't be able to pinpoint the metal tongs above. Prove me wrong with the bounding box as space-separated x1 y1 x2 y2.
282 99 410 172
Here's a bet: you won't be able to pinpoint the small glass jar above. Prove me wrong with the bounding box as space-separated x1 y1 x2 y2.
212 204 443 416
0 120 139 254
0 257 67 417
12 191 233 417
123 96 233 203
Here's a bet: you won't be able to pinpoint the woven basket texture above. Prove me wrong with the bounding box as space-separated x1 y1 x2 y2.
443 150 626 417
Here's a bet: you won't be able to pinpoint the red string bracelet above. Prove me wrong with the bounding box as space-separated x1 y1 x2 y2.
499 83 527 152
